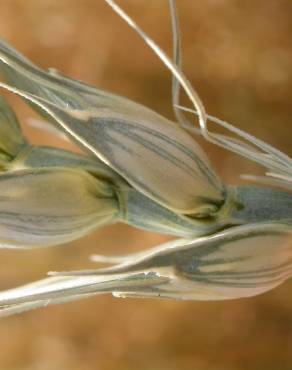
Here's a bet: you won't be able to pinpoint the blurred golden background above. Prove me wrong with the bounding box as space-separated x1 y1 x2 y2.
0 1 291 369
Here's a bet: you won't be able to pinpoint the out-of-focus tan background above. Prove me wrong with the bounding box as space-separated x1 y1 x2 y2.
0 1 291 369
